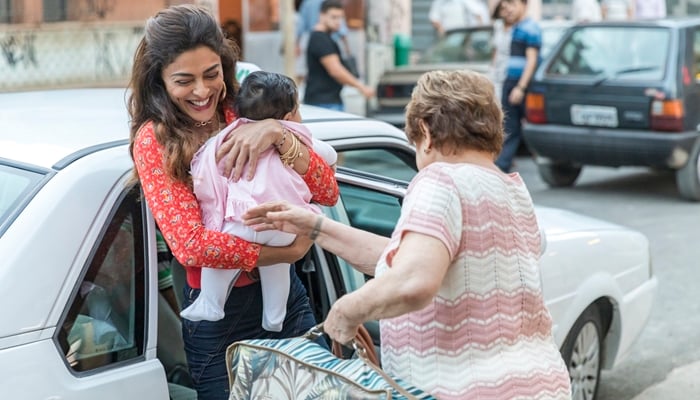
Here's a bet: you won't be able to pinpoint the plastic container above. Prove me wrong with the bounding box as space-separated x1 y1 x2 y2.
393 34 412 67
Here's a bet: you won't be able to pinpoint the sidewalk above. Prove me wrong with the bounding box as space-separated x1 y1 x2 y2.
630 360 700 400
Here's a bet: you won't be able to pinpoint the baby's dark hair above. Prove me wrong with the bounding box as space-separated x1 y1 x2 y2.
234 71 298 120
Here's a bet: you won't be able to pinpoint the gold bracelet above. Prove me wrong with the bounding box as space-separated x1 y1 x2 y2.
309 215 324 240
279 133 304 167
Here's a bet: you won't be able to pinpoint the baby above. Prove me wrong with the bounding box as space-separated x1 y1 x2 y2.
180 71 337 332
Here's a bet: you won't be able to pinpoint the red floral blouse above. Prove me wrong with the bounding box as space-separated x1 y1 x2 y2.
132 108 339 289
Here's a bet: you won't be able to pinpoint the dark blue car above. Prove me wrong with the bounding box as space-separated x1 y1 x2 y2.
523 18 700 201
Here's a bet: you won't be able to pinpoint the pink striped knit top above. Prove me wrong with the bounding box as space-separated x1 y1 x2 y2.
376 162 572 400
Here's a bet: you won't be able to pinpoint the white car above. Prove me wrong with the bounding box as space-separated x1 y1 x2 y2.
0 88 656 400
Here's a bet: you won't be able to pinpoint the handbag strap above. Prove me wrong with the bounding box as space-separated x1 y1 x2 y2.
330 324 380 366
304 323 420 399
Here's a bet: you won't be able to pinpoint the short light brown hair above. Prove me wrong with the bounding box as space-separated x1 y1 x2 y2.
404 70 504 155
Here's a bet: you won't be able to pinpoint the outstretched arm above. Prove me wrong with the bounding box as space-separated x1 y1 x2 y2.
244 201 388 275
324 232 450 344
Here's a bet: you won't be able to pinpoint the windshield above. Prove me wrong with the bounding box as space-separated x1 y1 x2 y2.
546 26 669 81
420 28 493 63
0 164 44 234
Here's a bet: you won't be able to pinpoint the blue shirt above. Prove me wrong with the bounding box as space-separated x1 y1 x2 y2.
505 17 542 81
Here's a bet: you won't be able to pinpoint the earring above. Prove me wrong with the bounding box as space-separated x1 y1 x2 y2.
423 147 431 154
219 86 227 102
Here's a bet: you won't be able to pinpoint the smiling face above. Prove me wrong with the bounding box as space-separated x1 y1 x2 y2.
161 45 225 125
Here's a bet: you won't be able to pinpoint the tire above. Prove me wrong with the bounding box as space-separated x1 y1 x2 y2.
560 305 603 400
676 138 700 201
537 161 582 187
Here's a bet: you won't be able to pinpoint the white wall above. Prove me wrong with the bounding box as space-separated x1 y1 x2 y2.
1 22 143 91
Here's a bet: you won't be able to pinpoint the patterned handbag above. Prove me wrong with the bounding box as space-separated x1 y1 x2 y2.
225 324 435 400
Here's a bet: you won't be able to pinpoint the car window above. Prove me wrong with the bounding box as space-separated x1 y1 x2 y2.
339 180 402 239
336 148 417 182
541 25 569 59
546 26 669 81
57 186 147 372
0 165 43 234
420 29 493 63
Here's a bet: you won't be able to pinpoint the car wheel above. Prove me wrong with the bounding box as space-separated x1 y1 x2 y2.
676 138 700 201
537 161 582 187
561 305 602 400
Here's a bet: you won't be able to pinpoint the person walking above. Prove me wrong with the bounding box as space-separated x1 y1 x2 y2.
127 5 338 400
303 0 374 111
495 0 541 173
244 70 572 400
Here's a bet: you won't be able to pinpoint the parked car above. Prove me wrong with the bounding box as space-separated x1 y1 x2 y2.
370 19 573 126
0 88 655 400
523 19 700 201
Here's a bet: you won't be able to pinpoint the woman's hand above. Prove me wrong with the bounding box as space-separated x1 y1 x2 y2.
244 200 318 237
216 119 283 181
324 295 363 345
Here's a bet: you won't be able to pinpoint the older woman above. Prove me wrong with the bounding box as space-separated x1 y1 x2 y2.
244 70 572 400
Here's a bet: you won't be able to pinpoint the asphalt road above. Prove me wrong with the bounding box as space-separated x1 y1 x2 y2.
513 156 700 400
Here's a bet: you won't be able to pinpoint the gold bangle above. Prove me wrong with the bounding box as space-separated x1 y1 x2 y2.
279 133 304 167
309 215 324 240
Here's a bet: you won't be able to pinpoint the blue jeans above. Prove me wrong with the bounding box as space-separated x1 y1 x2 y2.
496 79 525 172
181 266 321 400
307 103 344 112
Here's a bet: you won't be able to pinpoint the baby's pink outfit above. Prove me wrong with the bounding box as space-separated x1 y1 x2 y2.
180 118 337 330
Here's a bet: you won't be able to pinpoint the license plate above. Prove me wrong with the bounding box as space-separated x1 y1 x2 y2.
570 105 618 127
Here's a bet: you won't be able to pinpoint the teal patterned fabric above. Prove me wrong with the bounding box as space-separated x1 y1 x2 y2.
226 337 435 400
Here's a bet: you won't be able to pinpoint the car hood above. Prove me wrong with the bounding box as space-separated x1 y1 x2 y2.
535 206 630 235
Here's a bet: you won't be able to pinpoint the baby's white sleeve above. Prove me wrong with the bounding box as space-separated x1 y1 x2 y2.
311 137 338 166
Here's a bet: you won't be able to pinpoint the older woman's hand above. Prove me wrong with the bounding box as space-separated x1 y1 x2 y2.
216 119 283 181
324 295 363 345
243 200 318 237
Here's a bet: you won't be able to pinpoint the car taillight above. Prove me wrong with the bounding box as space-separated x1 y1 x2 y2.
650 99 684 132
382 85 395 98
525 93 546 124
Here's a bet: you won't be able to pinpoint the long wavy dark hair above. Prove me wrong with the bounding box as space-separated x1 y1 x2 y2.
127 4 239 185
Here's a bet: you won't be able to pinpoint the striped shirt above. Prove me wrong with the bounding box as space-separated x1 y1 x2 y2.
376 162 571 399
505 17 542 81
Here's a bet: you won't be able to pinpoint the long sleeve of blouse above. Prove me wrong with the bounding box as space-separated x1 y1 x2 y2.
132 121 338 271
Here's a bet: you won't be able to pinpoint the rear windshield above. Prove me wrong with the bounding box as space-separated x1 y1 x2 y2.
545 26 670 81
0 164 44 232
420 28 493 63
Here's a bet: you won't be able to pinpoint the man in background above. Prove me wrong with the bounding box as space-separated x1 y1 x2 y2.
304 0 374 111
295 0 350 84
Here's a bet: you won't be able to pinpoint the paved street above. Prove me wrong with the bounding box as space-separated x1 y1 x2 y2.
514 156 700 400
